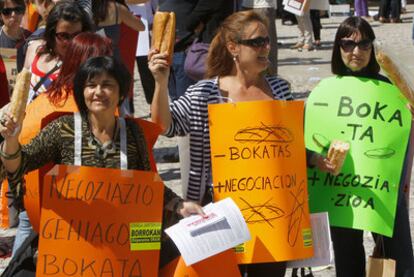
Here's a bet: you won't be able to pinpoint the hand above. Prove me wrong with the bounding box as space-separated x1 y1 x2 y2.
148 48 170 84
0 113 21 139
178 201 206 218
315 154 336 174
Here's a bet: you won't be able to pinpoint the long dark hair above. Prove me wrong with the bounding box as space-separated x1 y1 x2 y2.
331 16 380 75
73 56 130 115
39 0 92 57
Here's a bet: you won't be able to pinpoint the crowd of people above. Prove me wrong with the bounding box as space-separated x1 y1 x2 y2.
0 0 412 276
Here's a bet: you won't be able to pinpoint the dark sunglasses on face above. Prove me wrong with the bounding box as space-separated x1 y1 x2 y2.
56 31 81 42
339 39 372 52
238 36 270 48
1 6 25 16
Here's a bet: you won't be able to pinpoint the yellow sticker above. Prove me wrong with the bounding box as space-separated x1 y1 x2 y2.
233 243 245 253
302 228 313 248
130 222 161 251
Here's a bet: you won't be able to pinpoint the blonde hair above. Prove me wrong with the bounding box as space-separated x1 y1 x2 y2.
205 10 268 79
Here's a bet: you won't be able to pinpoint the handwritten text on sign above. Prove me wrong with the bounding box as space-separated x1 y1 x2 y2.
209 100 313 264
37 165 164 277
305 76 411 237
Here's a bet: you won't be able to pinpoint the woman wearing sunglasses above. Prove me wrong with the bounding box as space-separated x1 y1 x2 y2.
149 10 292 276
0 0 31 49
325 16 414 277
23 0 92 103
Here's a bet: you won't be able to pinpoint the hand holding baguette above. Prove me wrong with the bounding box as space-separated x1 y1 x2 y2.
0 68 31 138
375 43 414 107
327 140 350 176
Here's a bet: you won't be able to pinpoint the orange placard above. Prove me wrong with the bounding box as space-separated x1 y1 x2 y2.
37 165 163 277
159 250 241 277
208 100 313 263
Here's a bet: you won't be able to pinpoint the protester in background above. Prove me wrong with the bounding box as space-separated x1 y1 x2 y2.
377 0 401 23
128 0 157 105
0 56 204 270
310 9 321 47
242 0 278 75
321 16 414 277
291 9 314 51
354 0 369 18
92 0 145 57
0 0 31 49
150 10 292 276
23 0 92 103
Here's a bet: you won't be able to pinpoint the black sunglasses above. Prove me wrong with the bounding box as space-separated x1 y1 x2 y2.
339 39 372 52
56 31 81 42
1 6 25 16
238 36 270 48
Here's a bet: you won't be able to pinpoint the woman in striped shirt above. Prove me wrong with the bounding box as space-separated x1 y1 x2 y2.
149 10 294 276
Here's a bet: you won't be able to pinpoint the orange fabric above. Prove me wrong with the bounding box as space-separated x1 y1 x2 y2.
0 181 9 228
22 3 40 33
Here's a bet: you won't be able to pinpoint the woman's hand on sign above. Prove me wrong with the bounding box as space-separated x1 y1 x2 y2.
178 201 206 218
315 154 336 174
148 49 170 85
0 112 21 139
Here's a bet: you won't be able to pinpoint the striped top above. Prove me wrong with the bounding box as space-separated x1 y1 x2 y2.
166 76 293 202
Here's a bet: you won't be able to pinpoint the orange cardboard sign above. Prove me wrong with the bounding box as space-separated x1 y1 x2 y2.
208 100 313 263
159 250 241 277
37 165 163 277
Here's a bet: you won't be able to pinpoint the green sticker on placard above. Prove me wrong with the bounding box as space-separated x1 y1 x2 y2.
305 76 411 237
233 243 245 253
130 222 161 251
302 228 312 248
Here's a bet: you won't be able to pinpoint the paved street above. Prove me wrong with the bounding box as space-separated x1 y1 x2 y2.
133 6 414 276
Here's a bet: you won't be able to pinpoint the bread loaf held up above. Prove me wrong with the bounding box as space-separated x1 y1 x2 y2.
9 68 31 122
152 11 176 64
327 140 350 176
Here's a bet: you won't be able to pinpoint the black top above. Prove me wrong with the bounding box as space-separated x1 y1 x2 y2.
158 0 233 50
343 68 391 84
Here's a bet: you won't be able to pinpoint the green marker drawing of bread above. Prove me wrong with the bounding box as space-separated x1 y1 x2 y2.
364 148 395 159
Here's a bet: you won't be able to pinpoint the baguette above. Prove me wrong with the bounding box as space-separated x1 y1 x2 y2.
9 68 31 122
327 140 350 176
376 47 414 106
152 11 176 64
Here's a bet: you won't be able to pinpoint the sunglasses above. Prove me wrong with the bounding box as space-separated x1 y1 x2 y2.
339 39 372 52
238 36 270 48
1 6 25 16
56 31 81 42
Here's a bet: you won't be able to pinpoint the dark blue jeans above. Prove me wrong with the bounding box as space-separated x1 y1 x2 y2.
168 51 196 101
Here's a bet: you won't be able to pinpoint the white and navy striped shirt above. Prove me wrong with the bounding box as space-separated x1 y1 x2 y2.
166 76 293 202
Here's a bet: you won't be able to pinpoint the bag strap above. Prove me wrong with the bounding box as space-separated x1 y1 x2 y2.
32 60 62 93
373 235 386 258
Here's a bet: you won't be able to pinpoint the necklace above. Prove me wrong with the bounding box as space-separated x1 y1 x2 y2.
87 118 118 159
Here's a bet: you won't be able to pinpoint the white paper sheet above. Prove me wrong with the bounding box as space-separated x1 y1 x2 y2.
165 198 251 266
128 4 151 57
287 212 333 268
